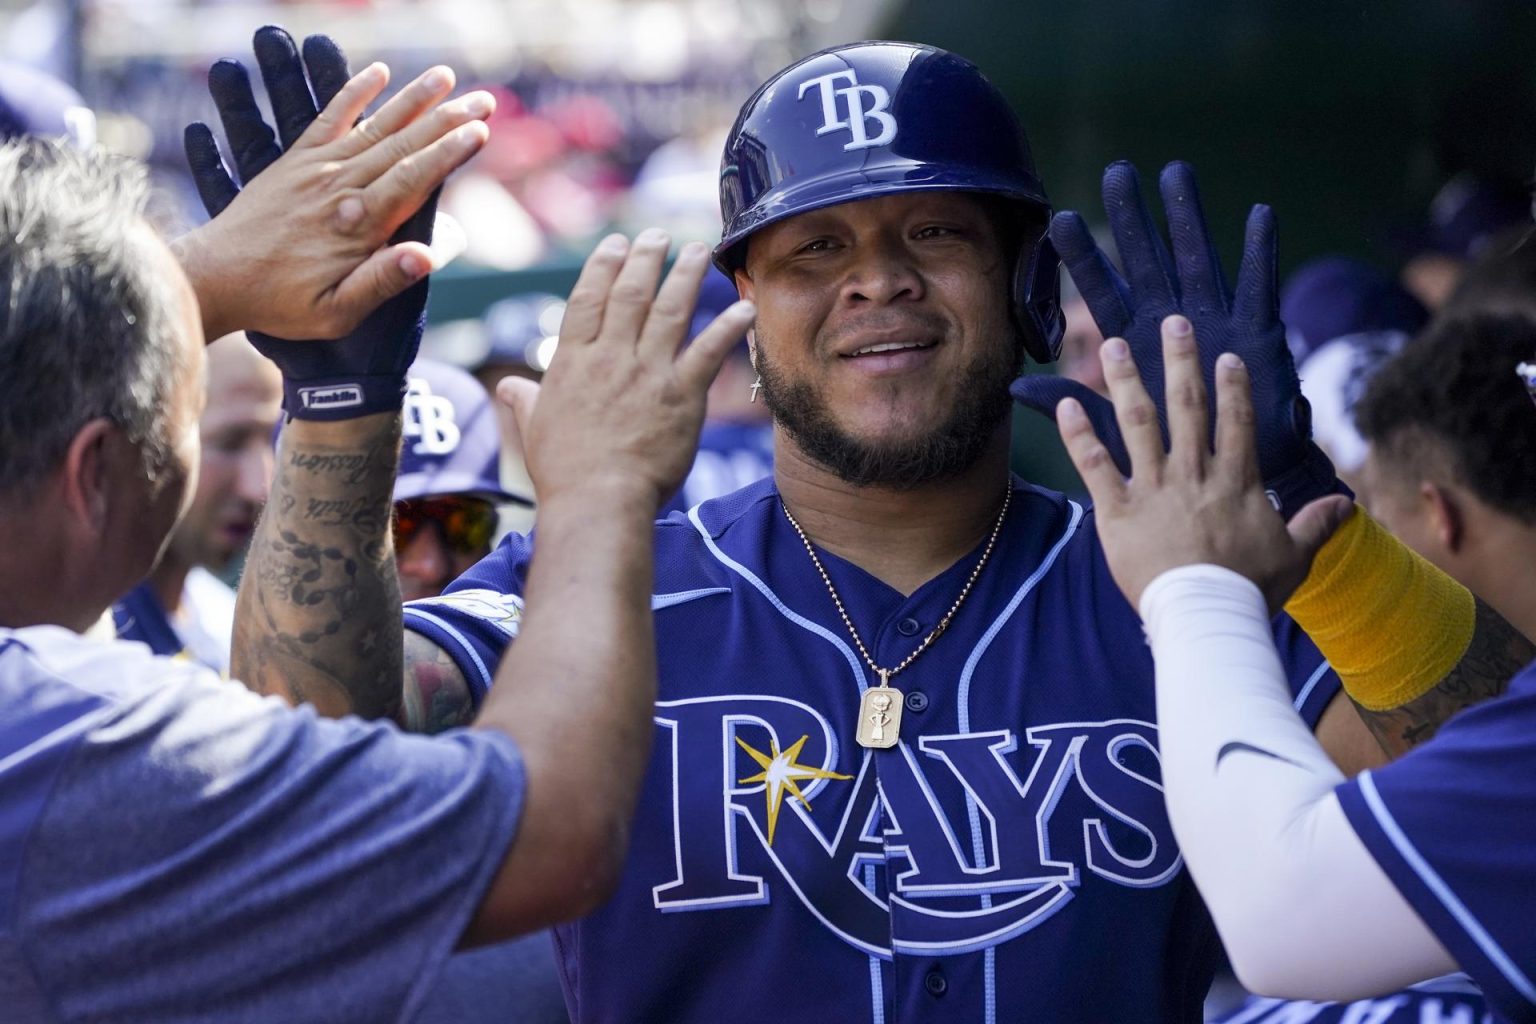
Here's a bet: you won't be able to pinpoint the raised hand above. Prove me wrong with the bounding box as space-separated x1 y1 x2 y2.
1057 315 1352 614
497 230 756 514
1011 161 1340 516
176 27 493 419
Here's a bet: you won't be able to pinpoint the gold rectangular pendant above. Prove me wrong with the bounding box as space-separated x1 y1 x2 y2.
856 684 903 749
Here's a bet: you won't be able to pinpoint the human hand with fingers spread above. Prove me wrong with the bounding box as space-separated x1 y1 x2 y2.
174 26 492 353
497 229 756 516
1057 314 1353 614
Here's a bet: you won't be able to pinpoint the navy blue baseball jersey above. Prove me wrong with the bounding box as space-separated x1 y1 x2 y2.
1337 657 1536 1024
112 583 183 658
405 477 1341 1023
1215 975 1490 1024
111 570 235 674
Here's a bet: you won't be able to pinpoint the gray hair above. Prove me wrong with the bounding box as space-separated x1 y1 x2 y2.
0 136 186 499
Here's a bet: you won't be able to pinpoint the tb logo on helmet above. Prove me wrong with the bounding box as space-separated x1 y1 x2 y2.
797 70 897 151
403 377 462 456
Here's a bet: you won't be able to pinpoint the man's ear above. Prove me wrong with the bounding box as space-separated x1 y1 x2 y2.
732 269 758 370
60 418 117 536
1420 480 1465 555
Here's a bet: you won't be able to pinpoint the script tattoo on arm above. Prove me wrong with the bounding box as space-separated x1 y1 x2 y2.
231 418 405 720
1353 598 1536 756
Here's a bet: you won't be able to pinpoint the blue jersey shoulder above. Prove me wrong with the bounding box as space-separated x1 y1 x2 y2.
1336 656 1536 1024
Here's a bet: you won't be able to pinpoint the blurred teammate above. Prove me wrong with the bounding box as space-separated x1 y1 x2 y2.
1399 173 1528 311
1277 257 1428 503
476 291 567 392
113 333 280 672
1440 225 1536 324
234 40 1525 1023
393 360 531 604
0 60 94 147
394 361 563 1023
1060 309 1536 1020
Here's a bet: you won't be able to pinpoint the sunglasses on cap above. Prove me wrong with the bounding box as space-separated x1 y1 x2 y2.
392 496 498 556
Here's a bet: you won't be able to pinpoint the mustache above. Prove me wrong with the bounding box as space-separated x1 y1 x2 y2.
819 312 948 348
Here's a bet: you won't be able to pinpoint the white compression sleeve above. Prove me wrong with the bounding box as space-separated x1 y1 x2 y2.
1141 564 1456 1000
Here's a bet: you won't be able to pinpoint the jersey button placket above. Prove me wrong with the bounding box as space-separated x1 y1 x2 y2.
923 968 947 997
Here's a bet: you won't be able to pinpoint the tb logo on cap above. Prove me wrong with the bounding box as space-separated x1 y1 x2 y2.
798 70 897 152
403 378 462 456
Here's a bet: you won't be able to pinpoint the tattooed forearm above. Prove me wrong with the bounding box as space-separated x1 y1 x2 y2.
231 416 404 720
1354 598 1536 756
303 495 387 529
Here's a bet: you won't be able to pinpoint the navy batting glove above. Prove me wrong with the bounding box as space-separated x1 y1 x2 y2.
1011 161 1342 517
184 25 434 421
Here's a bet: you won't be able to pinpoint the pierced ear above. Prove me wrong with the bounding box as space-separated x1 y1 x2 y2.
60 419 116 535
729 268 758 370
1421 481 1465 554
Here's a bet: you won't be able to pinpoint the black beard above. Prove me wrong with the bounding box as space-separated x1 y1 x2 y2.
757 332 1022 490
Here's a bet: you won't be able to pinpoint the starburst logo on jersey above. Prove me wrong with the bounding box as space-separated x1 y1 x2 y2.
735 734 852 845
797 70 898 151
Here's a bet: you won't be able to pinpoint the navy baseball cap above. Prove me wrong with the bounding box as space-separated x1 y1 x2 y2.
0 61 94 146
1422 173 1529 260
397 359 529 505
481 293 566 373
1280 257 1428 364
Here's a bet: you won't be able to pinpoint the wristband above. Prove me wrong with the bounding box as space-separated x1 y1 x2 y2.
284 371 410 420
1283 505 1475 711
1261 439 1351 520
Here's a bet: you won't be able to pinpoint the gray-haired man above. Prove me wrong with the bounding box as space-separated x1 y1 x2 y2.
0 53 744 1020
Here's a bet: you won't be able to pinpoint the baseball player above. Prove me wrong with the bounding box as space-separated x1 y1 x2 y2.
477 291 567 390
390 359 532 605
232 41 1525 1023
1062 308 1536 1023
112 334 281 672
0 32 750 1011
1211 975 1490 1024
392 358 565 1024
1209 260 1481 1024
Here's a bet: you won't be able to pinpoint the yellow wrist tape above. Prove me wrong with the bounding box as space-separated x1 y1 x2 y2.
1283 506 1476 712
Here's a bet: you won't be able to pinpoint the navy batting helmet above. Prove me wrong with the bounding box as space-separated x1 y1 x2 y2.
713 40 1063 363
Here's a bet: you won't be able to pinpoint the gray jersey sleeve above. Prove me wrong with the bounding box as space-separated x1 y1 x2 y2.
15 656 524 1024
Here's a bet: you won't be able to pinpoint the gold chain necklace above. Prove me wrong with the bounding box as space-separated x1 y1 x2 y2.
782 485 1012 749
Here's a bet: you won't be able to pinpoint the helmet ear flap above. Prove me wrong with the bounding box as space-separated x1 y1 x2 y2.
1014 232 1064 364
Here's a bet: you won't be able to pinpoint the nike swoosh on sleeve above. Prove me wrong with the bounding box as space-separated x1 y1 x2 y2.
1215 740 1305 771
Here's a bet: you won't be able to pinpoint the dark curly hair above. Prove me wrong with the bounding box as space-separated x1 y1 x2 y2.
1355 312 1536 522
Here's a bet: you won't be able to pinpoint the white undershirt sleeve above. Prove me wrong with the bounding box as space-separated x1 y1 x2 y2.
1140 564 1457 1000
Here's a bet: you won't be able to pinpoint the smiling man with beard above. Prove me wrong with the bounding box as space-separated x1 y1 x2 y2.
746 193 1025 493
238 40 1531 1023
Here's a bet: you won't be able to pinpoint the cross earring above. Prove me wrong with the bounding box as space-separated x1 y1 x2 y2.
750 375 763 403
